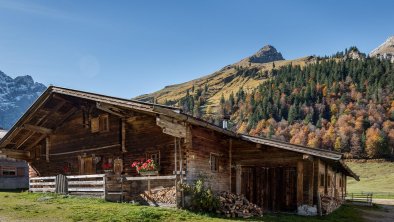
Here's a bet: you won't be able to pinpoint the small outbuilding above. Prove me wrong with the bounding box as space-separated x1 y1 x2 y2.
0 155 29 189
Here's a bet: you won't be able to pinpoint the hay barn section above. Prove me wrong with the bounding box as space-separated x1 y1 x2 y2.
0 86 358 215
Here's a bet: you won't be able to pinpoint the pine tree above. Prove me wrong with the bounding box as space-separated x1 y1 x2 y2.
287 105 297 124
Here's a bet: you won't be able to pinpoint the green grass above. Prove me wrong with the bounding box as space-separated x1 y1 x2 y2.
0 191 367 222
346 161 394 199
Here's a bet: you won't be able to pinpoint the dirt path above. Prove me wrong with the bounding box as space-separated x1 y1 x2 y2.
360 199 394 222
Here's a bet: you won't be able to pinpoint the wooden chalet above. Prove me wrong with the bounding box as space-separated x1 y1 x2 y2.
0 86 358 215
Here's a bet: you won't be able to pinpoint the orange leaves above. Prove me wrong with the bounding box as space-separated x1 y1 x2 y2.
365 127 387 158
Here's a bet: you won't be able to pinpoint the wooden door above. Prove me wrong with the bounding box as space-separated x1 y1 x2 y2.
241 167 254 202
80 157 95 174
240 166 297 212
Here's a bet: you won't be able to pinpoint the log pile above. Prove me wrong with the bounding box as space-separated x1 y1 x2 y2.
320 195 342 214
130 186 176 205
217 191 263 218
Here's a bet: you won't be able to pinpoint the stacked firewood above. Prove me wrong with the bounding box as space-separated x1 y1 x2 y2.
320 195 342 214
130 186 176 205
217 191 263 218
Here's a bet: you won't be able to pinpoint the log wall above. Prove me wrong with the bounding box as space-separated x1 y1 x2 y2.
29 109 176 178
186 126 230 193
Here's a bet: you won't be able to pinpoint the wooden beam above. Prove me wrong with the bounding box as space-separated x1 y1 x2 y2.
121 118 126 152
35 100 67 125
96 102 127 117
0 148 30 159
233 155 302 164
303 154 314 161
236 165 242 195
27 134 47 150
297 160 304 206
15 131 36 150
1 93 52 146
156 115 186 138
50 144 120 156
229 138 232 192
310 161 314 205
23 124 53 134
53 107 78 132
179 138 184 208
46 136 50 162
52 94 70 104
174 137 178 207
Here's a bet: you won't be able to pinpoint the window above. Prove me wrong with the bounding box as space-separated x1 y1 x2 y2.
1 167 16 176
339 178 342 187
327 175 331 187
320 174 325 187
210 153 219 172
99 114 109 132
146 151 160 165
91 114 109 133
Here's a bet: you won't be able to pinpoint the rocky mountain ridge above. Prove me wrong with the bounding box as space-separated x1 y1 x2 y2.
0 71 46 129
134 44 305 113
369 36 394 62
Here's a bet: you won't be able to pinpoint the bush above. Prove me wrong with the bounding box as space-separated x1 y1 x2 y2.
180 178 219 212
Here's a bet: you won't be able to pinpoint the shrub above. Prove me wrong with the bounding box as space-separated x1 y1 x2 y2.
180 178 219 212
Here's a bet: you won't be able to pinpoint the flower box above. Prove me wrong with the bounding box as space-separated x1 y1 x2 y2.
104 169 113 174
139 171 158 176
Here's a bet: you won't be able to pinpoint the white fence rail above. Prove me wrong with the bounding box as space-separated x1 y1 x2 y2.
29 174 106 197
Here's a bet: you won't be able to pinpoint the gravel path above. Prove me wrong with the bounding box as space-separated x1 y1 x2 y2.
360 199 394 222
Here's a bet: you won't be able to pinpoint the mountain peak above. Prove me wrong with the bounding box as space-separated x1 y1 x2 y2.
369 36 394 62
249 45 284 63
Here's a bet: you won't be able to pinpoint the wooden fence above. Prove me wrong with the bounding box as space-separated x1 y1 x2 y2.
29 174 178 202
29 174 106 198
346 193 373 206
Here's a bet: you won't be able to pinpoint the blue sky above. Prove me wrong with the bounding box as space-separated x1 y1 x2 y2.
0 0 393 98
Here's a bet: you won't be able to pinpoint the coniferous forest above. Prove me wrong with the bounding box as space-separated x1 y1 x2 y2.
176 54 394 159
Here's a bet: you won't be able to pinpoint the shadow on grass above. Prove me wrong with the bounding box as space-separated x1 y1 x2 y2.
0 189 28 193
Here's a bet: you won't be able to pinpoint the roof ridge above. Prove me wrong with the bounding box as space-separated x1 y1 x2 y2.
49 85 181 111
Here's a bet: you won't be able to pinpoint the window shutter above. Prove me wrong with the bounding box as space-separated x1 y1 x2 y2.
91 117 100 133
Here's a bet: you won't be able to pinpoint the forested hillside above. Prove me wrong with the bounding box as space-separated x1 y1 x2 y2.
175 51 394 158
137 39 394 159
225 56 393 158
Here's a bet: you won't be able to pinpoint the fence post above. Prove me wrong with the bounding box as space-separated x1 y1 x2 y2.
55 174 68 194
103 174 107 200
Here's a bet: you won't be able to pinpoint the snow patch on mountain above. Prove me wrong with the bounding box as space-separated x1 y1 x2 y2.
0 70 46 129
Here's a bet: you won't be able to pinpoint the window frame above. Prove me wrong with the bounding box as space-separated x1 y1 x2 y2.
210 153 219 172
91 114 109 133
99 114 109 132
1 166 17 177
146 151 161 166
